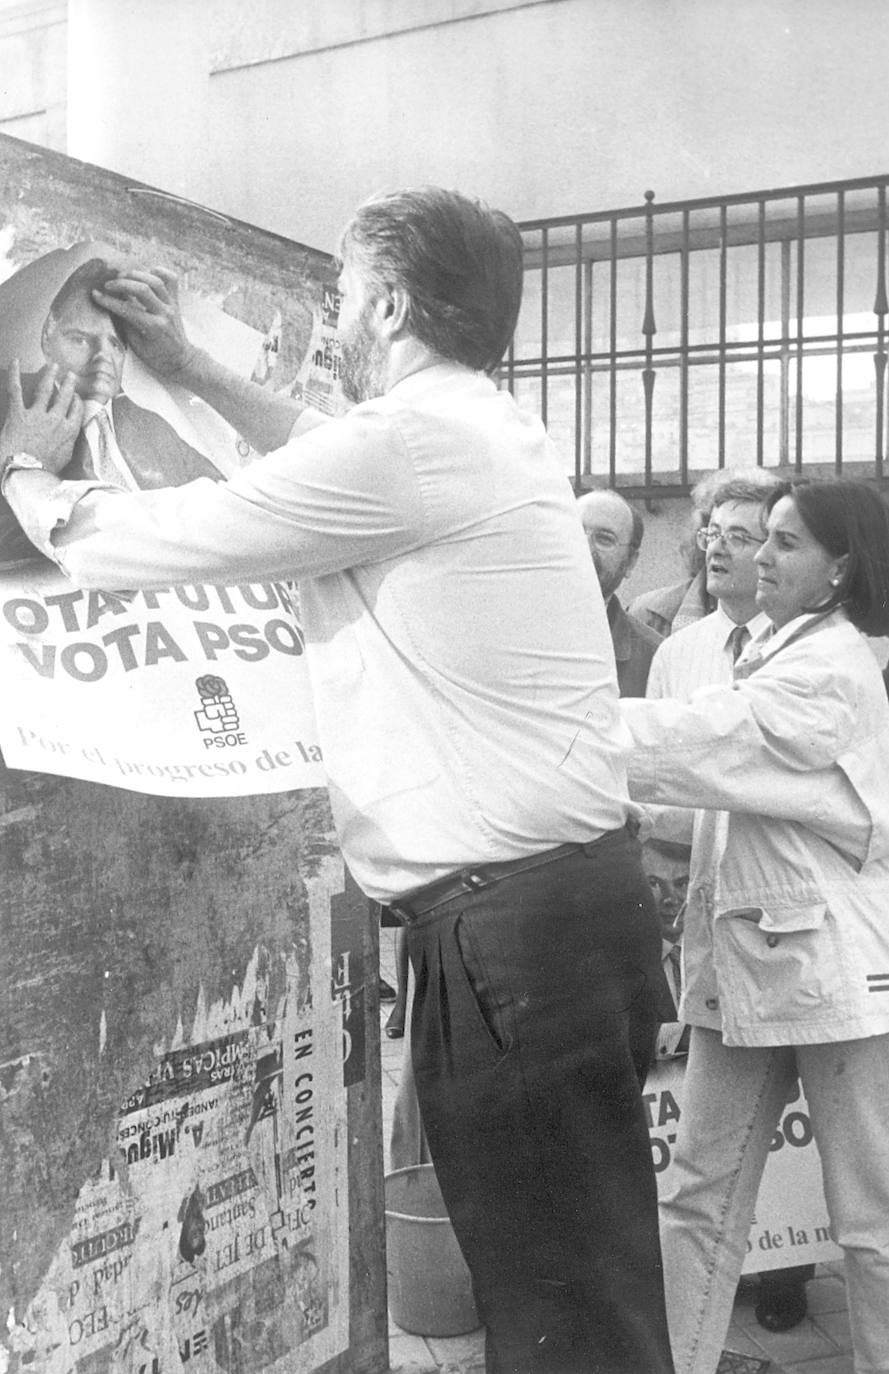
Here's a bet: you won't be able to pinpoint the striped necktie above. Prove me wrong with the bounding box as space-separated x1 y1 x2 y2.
83 406 137 489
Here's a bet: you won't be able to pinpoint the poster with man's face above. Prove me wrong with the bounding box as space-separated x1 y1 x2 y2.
0 144 344 798
0 135 360 1374
0 239 344 567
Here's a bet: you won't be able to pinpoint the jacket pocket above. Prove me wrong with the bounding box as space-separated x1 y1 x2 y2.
713 902 846 1028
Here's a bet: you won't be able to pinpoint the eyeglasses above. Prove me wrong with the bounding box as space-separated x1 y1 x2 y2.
585 530 633 552
696 526 765 553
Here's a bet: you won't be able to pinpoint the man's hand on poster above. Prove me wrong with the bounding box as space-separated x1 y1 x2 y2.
0 360 82 472
93 267 197 383
97 263 302 456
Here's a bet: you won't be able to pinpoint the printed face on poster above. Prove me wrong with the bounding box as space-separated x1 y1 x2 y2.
0 239 345 796
0 163 363 1374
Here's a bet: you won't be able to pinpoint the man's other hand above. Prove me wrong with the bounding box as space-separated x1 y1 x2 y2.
93 266 197 381
0 360 82 472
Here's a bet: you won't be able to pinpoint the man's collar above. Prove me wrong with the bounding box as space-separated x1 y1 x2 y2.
714 603 770 645
385 360 487 400
81 398 115 425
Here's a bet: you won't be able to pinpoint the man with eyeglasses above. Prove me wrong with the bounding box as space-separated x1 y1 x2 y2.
644 471 815 1335
646 475 777 715
576 489 663 697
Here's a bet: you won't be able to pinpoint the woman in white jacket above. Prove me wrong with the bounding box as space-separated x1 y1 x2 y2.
621 478 889 1374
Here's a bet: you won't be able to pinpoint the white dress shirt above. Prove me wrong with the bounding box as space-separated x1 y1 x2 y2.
643 605 771 844
8 362 633 900
646 604 772 701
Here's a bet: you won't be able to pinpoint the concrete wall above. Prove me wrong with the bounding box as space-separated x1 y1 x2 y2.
0 0 67 148
49 0 889 253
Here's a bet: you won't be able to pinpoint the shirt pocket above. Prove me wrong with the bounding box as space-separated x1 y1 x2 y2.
713 902 848 1028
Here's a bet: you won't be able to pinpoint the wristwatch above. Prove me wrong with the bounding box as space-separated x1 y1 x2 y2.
0 452 46 495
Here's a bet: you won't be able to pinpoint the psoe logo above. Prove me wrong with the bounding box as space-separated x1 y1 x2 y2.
194 675 247 749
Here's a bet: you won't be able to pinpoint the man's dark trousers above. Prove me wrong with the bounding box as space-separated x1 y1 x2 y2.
407 830 675 1374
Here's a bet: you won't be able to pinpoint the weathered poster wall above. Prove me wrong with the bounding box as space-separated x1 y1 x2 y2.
1 777 381 1374
0 135 387 1374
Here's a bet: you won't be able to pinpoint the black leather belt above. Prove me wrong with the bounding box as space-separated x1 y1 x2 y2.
387 840 587 925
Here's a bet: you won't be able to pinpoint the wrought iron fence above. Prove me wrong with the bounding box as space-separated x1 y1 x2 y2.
508 174 889 495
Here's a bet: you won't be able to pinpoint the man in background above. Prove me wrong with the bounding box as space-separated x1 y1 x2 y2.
629 466 779 638
577 488 662 697
646 474 775 712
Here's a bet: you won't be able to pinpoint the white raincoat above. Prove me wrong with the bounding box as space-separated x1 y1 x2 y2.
622 608 889 1047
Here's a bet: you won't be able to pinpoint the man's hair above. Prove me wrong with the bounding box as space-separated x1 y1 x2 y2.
45 258 118 328
708 474 782 515
338 187 523 373
641 838 692 865
577 488 644 551
627 500 644 553
692 467 781 519
765 478 889 636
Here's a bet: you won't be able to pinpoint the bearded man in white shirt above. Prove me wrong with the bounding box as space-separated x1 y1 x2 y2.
0 188 674 1374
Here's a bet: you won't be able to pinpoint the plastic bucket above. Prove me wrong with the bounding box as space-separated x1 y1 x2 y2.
384 1163 481 1337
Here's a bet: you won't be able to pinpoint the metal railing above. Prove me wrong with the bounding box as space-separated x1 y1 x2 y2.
508 175 889 495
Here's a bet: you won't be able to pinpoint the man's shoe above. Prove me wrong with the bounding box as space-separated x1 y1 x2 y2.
378 977 397 1002
754 1278 807 1332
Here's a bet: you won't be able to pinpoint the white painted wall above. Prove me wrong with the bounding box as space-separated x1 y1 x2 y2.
0 0 67 147
56 0 889 252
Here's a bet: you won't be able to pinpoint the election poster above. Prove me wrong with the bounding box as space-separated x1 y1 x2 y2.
287 282 344 419
0 140 394 1374
645 1057 841 1273
0 561 325 796
0 216 344 798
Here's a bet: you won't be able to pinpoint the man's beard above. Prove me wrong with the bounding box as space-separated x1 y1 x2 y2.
339 304 386 405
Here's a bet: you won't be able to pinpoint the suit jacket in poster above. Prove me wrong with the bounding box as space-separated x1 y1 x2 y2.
0 369 223 566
